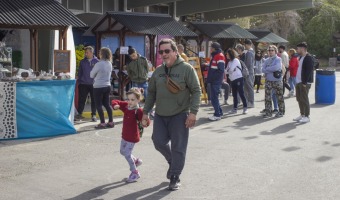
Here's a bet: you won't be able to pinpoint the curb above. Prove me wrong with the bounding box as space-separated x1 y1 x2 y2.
82 110 123 118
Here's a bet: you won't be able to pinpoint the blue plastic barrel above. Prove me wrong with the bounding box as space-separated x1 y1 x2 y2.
315 69 336 104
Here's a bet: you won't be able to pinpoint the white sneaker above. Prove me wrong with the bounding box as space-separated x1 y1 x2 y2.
243 108 248 114
228 109 237 114
209 115 221 121
299 117 310 123
126 171 140 183
293 115 304 121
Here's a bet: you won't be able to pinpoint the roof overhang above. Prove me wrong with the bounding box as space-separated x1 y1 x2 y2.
0 0 86 30
84 11 197 37
127 0 181 9
203 0 314 21
177 0 282 16
188 22 257 39
248 29 288 43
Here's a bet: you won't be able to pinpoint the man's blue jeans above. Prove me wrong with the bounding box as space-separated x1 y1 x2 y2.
210 84 223 117
132 81 148 99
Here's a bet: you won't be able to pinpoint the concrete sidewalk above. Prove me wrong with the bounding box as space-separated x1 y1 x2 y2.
1 72 339 200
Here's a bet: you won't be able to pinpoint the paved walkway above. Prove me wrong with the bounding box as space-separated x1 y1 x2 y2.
1 72 339 200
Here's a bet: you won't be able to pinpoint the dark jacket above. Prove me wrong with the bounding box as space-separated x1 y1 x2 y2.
143 56 201 116
300 53 314 84
78 56 99 85
127 54 149 83
207 49 226 85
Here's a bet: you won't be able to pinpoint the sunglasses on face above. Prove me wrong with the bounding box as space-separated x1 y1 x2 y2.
268 49 275 52
158 49 172 55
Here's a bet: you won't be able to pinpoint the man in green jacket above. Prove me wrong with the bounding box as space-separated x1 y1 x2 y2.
127 48 149 99
142 39 201 191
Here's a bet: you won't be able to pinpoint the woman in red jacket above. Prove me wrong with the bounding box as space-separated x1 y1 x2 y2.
112 88 150 183
288 49 299 97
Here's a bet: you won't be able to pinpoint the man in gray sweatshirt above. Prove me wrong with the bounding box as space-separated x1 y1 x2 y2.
244 39 255 108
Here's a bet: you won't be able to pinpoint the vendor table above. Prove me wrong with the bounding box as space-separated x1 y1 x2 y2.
0 80 76 140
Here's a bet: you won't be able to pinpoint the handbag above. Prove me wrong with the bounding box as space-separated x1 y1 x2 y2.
164 65 184 94
273 70 282 79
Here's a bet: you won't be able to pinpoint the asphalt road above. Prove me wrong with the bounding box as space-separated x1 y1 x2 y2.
1 73 340 200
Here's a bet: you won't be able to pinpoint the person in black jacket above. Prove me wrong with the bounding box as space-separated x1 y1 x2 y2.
293 42 314 123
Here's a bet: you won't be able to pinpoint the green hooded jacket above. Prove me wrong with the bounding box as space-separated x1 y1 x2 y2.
143 56 201 116
127 54 149 83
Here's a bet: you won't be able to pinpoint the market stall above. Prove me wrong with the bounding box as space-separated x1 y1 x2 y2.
0 0 86 140
1 80 76 140
83 11 197 100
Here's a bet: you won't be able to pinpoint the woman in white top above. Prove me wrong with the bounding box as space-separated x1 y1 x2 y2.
225 49 248 114
254 50 264 93
90 47 114 129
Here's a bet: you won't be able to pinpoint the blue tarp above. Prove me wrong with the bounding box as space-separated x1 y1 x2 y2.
15 80 76 139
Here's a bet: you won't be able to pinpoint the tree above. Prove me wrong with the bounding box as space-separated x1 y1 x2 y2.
250 11 302 39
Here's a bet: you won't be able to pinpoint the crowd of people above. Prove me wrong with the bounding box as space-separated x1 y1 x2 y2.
203 40 314 124
74 38 314 191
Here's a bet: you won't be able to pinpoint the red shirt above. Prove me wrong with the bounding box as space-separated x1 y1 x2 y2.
111 100 143 143
289 56 299 77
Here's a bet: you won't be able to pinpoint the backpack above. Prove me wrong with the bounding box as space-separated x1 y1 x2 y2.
135 109 144 138
311 55 319 70
237 60 250 77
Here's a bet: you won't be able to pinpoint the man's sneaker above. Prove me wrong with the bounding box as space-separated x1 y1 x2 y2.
209 115 221 121
126 171 140 183
243 108 248 114
299 117 310 123
168 175 181 191
263 113 272 118
91 115 97 122
134 158 143 167
228 109 237 114
272 109 279 114
275 112 284 118
293 115 304 121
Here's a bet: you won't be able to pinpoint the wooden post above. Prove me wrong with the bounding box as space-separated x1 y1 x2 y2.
34 30 38 71
149 35 156 68
29 29 38 71
95 33 100 57
29 29 34 69
59 29 63 50
62 27 68 50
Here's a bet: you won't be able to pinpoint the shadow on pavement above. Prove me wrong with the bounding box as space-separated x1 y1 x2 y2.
65 181 169 200
115 182 170 200
310 103 334 108
260 122 302 135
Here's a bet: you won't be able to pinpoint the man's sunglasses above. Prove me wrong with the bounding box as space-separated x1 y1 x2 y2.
158 49 172 55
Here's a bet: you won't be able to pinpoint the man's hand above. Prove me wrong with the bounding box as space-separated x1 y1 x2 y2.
185 113 196 128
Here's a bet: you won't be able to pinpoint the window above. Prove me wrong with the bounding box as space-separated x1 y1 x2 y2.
103 0 115 12
149 5 169 14
68 0 84 10
61 0 67 7
89 0 102 13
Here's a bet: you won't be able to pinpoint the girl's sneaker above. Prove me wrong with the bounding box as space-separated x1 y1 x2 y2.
126 171 140 183
134 158 143 167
